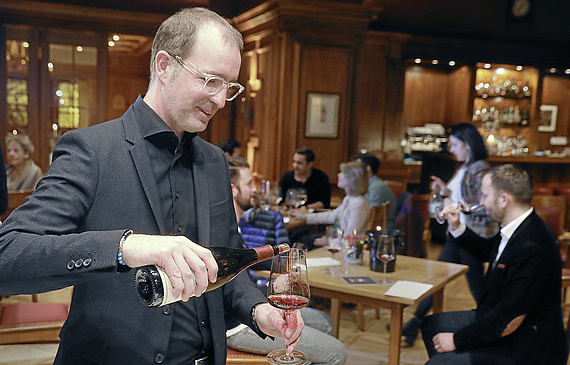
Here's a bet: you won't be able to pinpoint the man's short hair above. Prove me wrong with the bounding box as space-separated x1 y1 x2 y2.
227 156 249 185
218 139 242 156
352 153 380 175
486 164 534 205
295 148 315 163
149 7 243 85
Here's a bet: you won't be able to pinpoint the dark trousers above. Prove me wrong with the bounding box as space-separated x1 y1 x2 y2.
422 310 515 365
421 310 475 364
412 238 484 321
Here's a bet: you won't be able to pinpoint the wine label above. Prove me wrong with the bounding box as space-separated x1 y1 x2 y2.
156 266 184 306
156 266 206 306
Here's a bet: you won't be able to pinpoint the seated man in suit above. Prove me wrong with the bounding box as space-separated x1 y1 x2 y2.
421 164 568 365
352 153 397 230
226 157 346 365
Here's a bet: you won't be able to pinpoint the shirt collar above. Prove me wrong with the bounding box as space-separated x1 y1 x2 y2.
500 207 534 241
133 95 197 141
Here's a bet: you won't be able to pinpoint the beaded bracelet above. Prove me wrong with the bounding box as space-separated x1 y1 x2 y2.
118 230 134 266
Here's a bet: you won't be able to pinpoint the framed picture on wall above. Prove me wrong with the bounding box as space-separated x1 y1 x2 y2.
305 92 340 138
538 104 558 132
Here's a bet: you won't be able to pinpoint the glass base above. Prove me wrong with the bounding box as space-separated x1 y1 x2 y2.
267 349 309 365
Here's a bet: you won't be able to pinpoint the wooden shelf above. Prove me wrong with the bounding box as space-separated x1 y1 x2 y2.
488 156 570 164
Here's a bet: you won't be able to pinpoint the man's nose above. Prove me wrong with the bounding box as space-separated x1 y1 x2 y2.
210 88 227 109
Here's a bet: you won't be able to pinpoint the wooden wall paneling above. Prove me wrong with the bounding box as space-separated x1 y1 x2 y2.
296 44 353 183
538 75 570 154
274 35 302 183
445 65 472 125
403 66 448 127
383 42 407 156
0 26 6 147
351 38 389 154
107 52 149 120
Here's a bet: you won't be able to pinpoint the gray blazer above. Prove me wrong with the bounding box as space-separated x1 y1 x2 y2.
0 101 266 364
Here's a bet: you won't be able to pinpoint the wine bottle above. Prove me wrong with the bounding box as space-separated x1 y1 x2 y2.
135 243 290 307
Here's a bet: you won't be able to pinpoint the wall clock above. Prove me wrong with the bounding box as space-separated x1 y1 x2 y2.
510 0 532 19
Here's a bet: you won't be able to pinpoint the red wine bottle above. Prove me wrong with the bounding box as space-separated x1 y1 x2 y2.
136 243 290 306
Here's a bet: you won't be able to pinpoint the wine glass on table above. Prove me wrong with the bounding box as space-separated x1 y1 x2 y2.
266 248 311 365
377 235 396 284
322 226 343 276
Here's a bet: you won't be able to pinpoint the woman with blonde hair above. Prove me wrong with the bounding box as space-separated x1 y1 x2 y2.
5 134 43 191
290 160 370 239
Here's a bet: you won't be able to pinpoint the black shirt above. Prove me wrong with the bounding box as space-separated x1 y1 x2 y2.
279 168 331 208
133 97 213 364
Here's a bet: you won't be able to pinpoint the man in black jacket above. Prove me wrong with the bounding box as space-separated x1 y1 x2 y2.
421 164 568 365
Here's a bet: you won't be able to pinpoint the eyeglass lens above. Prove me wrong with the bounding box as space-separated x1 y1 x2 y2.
203 78 242 100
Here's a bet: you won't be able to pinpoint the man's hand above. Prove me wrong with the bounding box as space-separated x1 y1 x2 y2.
430 175 448 196
254 303 304 355
121 234 218 300
432 332 456 353
441 204 462 231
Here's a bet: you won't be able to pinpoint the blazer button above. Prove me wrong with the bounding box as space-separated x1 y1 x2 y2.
67 260 75 270
162 305 172 315
154 353 165 364
74 258 83 268
83 258 92 267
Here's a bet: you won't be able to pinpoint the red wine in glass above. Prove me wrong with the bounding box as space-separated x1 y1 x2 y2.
326 246 341 254
268 294 310 311
266 248 311 365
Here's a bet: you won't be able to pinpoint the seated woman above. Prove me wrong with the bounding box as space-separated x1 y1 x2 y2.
290 160 370 248
5 134 43 191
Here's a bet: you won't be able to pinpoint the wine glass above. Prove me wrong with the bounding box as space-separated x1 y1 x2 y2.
377 235 396 284
296 192 308 209
324 226 342 260
266 248 311 365
429 190 445 224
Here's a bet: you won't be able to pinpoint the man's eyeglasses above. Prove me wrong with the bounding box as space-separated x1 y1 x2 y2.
171 54 244 101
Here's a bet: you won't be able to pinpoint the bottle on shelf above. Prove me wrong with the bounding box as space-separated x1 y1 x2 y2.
135 243 290 307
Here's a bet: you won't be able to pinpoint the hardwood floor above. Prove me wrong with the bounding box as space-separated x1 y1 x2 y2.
332 243 477 365
0 242 564 365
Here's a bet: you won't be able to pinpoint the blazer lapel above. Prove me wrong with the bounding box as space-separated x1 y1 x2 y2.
123 113 166 235
192 141 210 247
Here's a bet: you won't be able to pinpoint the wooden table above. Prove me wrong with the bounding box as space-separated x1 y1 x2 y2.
307 248 468 365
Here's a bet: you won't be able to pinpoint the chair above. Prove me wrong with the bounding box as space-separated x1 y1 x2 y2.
1 189 34 222
226 348 267 364
554 186 570 231
531 195 566 238
0 302 69 344
534 185 555 196
366 201 391 231
384 180 406 199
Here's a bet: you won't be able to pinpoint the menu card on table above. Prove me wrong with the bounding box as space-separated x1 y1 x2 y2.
307 257 341 267
384 280 433 300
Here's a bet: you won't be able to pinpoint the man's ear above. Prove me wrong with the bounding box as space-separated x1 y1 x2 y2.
231 183 239 198
499 193 509 209
155 51 172 84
